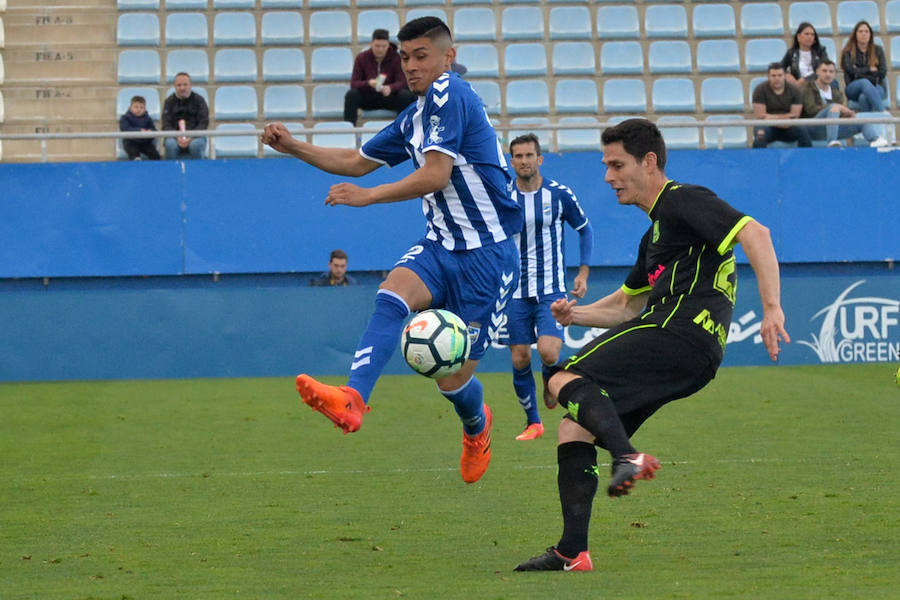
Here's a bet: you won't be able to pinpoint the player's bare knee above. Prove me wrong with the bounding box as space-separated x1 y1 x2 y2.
548 371 579 400
510 345 531 370
558 417 594 444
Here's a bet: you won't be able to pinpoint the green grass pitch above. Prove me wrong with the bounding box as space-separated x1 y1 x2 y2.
1 364 897 599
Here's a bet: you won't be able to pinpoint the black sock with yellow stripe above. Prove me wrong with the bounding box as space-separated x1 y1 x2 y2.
558 377 636 458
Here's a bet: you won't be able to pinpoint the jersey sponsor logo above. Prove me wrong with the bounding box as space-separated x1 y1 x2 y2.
693 309 728 350
427 115 445 144
652 220 660 243
648 264 666 287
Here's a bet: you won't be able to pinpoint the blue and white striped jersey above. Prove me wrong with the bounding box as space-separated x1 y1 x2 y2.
512 179 589 299
360 72 522 251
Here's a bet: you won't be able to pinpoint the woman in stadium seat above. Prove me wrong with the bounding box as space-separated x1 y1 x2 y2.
780 22 830 89
841 20 888 112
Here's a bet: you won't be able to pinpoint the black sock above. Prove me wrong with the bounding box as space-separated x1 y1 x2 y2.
558 378 636 458
557 441 599 557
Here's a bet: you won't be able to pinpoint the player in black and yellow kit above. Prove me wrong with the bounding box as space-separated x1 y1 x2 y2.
515 118 790 572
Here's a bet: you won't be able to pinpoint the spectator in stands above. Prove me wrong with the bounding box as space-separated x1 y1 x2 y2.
801 59 889 148
841 20 887 112
162 72 209 160
310 249 358 287
343 29 416 126
780 22 830 89
752 63 812 148
119 95 160 161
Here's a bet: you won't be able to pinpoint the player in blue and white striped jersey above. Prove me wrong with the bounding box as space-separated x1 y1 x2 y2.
502 134 593 441
261 17 522 484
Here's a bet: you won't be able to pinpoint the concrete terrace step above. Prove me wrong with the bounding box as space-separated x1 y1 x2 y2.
2 86 118 122
2 47 118 84
2 10 117 48
0 122 117 162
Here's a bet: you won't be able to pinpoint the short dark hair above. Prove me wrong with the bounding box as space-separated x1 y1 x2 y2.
397 16 452 44
818 59 836 68
767 62 785 73
372 28 389 41
601 118 667 170
509 133 541 156
174 72 192 81
130 95 147 105
329 249 348 261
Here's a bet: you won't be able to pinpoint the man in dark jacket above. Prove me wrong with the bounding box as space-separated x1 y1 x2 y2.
119 95 160 160
343 29 416 126
162 72 209 159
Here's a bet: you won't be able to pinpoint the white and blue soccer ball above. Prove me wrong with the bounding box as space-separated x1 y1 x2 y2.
402 309 470 378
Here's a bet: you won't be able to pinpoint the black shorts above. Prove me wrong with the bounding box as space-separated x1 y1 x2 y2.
561 321 718 438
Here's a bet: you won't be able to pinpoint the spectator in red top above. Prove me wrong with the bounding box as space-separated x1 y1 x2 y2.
343 29 416 126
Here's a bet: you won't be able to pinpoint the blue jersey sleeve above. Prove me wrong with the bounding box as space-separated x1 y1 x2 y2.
420 74 466 159
559 185 589 232
359 118 411 167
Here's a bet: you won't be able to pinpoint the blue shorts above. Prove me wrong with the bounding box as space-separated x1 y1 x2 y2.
501 293 566 345
395 238 519 360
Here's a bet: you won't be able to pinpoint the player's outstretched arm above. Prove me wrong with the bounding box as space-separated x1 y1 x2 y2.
326 150 454 207
736 219 791 361
261 122 379 177
551 288 647 329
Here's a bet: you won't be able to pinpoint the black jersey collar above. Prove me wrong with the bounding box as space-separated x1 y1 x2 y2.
647 179 675 218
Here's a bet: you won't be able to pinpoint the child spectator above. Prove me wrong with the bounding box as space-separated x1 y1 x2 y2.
118 96 160 161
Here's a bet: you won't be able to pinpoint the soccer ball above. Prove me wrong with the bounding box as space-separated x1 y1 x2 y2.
402 309 470 378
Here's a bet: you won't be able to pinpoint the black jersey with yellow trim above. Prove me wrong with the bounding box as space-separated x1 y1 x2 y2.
621 180 751 362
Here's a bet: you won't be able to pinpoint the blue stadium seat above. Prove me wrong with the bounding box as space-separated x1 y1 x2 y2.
696 39 740 73
358 0 398 6
166 49 209 83
740 3 784 36
309 11 352 45
596 6 640 39
308 0 349 6
789 1 833 35
117 13 160 46
469 80 501 115
311 84 349 118
453 8 496 42
703 115 749 149
118 49 161 83
820 37 837 60
657 116 700 150
602 79 646 112
360 119 392 145
508 117 552 152
700 77 744 112
263 85 307 119
505 79 549 114
500 0 540 4
837 1 880 34
600 41 643 75
310 47 353 81
892 37 900 68
502 7 544 40
648 41 692 74
214 49 257 83
118 0 159 9
165 13 208 46
263 48 305 82
357 10 400 43
214 124 258 159
692 4 736 38
165 0 207 9
214 0 254 9
117 87 162 120
645 5 688 38
405 8 448 24
748 76 767 105
651 78 696 112
261 12 303 45
214 12 256 46
260 0 301 7
552 42 595 76
214 85 258 120
744 39 787 72
554 79 598 113
455 44 499 77
504 43 546 77
556 117 600 152
549 6 591 40
887 1 900 33
312 122 357 149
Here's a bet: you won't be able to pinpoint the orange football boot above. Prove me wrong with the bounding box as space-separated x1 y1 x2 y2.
296 374 369 434
460 404 493 483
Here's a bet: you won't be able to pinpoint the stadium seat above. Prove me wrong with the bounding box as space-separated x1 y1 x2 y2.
214 86 258 120
311 84 349 118
165 13 208 46
887 1 900 33
700 77 744 112
166 49 209 83
504 43 546 77
405 8 447 24
552 42 595 76
455 44 499 78
360 119 392 145
740 3 784 36
651 78 696 113
508 117 552 151
450 0 490 5
505 79 549 115
696 40 740 73
118 49 161 83
214 124 258 159
645 5 688 38
260 0 302 7
692 4 736 38
117 87 162 120
703 115 749 149
891 37 900 69
657 116 700 150
214 0 253 8
309 11 352 45
469 80 501 115
118 0 159 9
166 0 207 9
453 8 496 42
312 122 357 149
602 79 646 112
308 0 349 6
789 1 833 35
820 37 838 60
263 84 307 119
117 13 160 46
596 6 640 39
262 48 305 82
744 39 787 72
556 117 600 152
549 6 591 40
648 41 692 74
214 49 257 83
214 12 256 46
554 79 598 113
310 47 353 81
358 0 397 6
261 12 303 45
502 7 544 40
837 1 880 34
500 0 540 4
357 10 400 43
600 41 643 75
